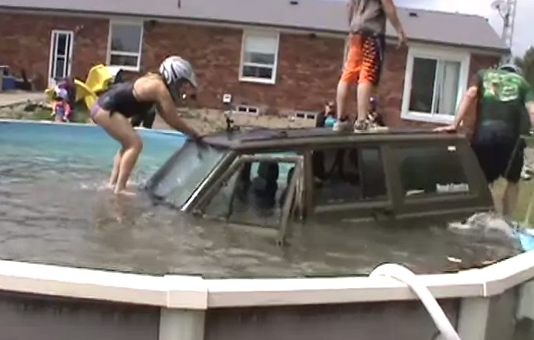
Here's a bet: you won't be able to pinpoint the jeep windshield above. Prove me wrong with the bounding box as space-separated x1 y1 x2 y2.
146 140 227 208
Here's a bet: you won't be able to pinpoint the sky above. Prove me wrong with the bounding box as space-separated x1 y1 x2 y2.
397 0 532 55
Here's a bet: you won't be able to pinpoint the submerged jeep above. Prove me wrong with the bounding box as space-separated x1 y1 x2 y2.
145 127 493 244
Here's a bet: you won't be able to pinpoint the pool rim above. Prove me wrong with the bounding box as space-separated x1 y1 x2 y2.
0 250 531 309
0 118 185 137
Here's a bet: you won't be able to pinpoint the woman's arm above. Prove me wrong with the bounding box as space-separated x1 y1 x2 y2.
154 82 201 139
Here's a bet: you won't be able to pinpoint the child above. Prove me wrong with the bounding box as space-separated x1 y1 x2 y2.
319 101 337 128
51 88 71 122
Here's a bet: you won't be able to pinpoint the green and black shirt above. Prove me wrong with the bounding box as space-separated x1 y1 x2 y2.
473 69 534 137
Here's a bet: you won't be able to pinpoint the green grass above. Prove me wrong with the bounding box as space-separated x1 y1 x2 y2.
491 136 534 225
493 179 534 225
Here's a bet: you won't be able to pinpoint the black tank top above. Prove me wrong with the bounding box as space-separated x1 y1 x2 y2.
97 82 156 118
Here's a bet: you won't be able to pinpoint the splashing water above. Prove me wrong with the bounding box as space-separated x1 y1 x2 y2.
448 212 533 253
449 212 516 240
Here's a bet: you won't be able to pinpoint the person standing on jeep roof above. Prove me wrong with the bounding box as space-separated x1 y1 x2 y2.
334 0 406 133
435 64 534 222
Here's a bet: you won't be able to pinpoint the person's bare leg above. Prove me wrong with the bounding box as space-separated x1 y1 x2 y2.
108 148 122 187
502 181 519 221
356 82 374 122
354 34 383 132
336 80 350 120
334 35 358 132
114 137 143 196
92 110 142 196
334 81 355 132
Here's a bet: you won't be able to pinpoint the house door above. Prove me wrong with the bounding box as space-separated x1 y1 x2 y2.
48 30 74 87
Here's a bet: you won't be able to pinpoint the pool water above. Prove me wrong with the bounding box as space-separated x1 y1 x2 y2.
0 120 182 182
0 120 520 277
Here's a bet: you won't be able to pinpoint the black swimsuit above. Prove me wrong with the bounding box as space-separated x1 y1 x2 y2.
93 82 155 119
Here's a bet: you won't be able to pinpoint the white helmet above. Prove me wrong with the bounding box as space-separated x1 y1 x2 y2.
159 56 198 89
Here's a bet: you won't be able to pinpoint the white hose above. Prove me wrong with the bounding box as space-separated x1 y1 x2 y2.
369 263 461 340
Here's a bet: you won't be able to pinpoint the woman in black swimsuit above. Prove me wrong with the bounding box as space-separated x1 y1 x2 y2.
90 56 201 195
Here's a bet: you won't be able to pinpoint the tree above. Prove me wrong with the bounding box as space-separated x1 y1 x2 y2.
514 46 534 86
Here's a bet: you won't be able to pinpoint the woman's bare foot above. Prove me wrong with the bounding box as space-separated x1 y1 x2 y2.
114 189 136 196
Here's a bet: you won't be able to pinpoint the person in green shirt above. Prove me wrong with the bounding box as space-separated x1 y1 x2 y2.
435 64 534 221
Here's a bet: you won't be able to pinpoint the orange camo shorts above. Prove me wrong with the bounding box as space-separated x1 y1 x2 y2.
341 33 385 85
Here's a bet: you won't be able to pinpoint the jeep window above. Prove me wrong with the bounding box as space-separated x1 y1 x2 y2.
146 141 227 208
396 144 469 197
312 146 387 205
203 156 297 227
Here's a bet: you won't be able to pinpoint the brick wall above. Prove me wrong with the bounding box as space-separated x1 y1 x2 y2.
0 11 500 127
140 21 344 111
0 12 107 89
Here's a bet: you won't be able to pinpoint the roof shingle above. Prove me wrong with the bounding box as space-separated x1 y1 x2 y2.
174 0 506 51
0 0 507 51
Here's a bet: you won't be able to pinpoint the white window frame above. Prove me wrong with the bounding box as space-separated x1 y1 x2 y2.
401 46 471 124
106 20 144 72
239 30 280 85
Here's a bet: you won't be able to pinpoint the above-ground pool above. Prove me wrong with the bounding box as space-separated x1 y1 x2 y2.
0 120 519 278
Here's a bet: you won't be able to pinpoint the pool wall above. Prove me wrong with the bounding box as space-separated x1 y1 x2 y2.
0 253 533 340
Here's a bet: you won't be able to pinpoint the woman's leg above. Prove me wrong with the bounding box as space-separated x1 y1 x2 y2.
109 148 123 187
115 135 143 194
93 109 143 195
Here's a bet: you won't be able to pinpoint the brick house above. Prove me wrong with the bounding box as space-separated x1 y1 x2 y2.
0 0 507 127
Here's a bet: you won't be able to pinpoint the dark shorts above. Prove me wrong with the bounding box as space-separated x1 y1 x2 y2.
471 128 524 184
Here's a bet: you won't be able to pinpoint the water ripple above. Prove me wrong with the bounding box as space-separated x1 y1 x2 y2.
0 152 520 277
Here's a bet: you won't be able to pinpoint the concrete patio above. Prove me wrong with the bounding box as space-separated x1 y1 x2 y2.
0 91 45 108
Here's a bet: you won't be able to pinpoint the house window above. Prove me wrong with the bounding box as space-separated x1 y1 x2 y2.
239 31 279 84
401 47 470 124
107 21 144 71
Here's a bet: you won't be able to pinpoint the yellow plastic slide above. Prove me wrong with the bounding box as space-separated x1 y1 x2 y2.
44 64 124 109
